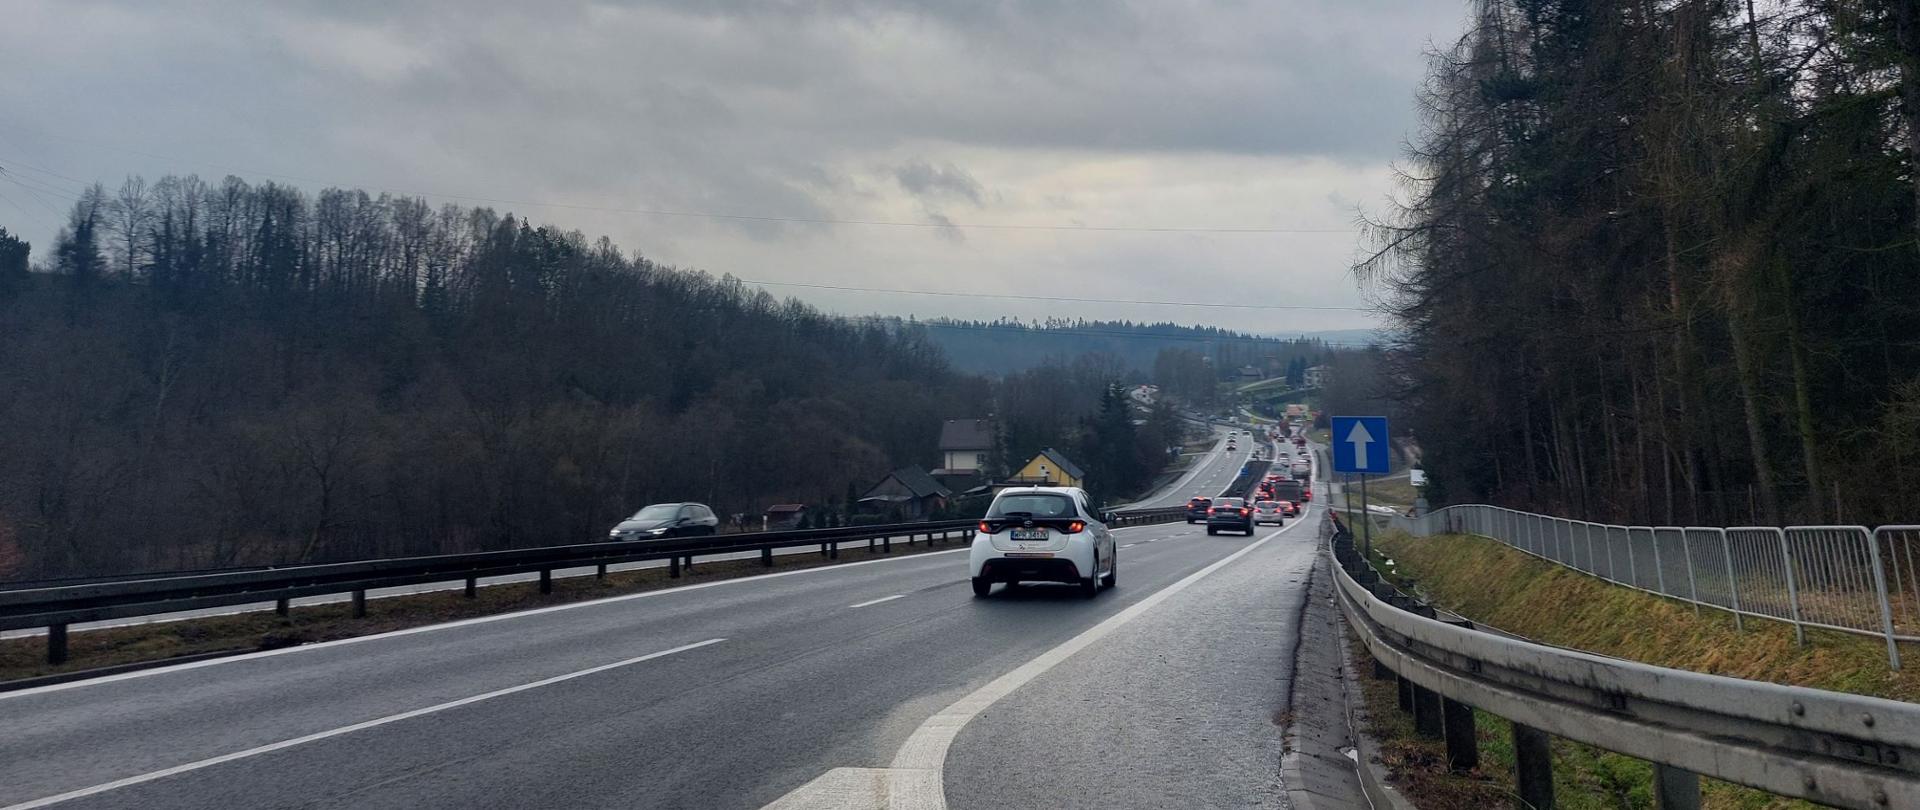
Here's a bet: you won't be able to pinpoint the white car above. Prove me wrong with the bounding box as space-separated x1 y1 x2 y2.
969 486 1115 598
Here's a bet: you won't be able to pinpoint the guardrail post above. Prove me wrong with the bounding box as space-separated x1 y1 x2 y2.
275 597 290 616
1512 721 1554 810
1413 683 1443 739
539 568 553 594
1652 763 1700 810
829 541 839 560
352 589 367 618
596 563 607 580
669 555 681 578
684 554 694 572
1443 697 1477 772
883 535 892 554
464 577 477 598
1396 674 1414 712
1371 658 1392 680
761 547 774 567
47 623 68 665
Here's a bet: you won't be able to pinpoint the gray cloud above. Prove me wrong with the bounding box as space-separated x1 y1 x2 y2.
0 0 1464 333
894 160 983 205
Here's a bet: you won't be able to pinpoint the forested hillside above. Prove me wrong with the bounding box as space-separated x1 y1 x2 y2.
0 176 986 579
1361 1 1920 525
918 318 1326 375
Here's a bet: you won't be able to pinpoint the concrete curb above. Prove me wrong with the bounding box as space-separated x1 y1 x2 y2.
1280 556 1370 810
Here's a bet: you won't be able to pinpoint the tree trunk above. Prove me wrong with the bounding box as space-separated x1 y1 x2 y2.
1724 301 1782 525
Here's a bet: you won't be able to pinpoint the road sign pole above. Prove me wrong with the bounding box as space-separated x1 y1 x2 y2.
1361 474 1372 559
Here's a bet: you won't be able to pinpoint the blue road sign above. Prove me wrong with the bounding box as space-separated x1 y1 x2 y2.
1331 416 1390 475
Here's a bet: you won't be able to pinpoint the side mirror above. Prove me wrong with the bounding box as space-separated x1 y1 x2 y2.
1102 512 1117 524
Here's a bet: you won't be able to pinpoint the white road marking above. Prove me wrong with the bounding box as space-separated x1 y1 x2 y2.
849 595 906 609
1 547 966 701
1 638 727 810
881 522 1299 809
1120 544 1136 548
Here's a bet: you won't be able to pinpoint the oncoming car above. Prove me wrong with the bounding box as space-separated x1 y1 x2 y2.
970 487 1115 598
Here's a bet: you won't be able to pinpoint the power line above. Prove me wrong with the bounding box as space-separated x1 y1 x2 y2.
739 278 1374 312
9 127 1357 235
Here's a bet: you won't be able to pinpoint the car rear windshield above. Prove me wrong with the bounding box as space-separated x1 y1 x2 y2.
989 493 1076 518
1255 501 1278 508
1187 498 1211 506
1214 498 1245 507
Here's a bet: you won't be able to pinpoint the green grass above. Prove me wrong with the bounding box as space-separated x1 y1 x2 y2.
1352 530 1913 809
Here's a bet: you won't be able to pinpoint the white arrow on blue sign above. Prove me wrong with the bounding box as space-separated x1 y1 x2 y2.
1330 416 1391 475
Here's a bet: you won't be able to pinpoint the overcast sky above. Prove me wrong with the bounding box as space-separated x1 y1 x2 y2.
0 0 1466 334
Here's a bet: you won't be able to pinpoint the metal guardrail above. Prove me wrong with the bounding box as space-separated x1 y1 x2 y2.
1327 512 1920 809
1 507 1190 664
1385 504 1916 668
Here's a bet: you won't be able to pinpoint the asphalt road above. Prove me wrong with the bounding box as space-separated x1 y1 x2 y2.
1128 427 1256 509
1 441 1332 810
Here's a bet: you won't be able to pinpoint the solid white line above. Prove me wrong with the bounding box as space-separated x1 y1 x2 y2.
883 521 1300 809
1 547 965 701
1120 544 1136 548
0 638 727 810
849 595 906 609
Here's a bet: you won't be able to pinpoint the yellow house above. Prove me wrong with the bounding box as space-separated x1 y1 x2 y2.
1008 447 1086 489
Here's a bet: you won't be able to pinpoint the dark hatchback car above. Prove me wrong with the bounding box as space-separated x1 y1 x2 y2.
1185 496 1213 523
608 502 720 541
1207 497 1255 536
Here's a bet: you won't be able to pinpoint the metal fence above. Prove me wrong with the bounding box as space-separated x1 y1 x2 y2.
1388 505 1915 669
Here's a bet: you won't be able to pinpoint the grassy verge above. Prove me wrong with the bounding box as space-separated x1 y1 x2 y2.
1354 529 1920 809
0 541 957 684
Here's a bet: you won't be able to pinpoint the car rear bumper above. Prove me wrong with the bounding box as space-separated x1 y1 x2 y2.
976 557 1084 584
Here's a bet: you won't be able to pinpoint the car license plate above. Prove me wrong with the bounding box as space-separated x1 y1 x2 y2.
1011 528 1048 540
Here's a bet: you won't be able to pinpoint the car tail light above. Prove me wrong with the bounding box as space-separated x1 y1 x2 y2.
977 521 995 533
1241 508 1250 516
1064 520 1086 534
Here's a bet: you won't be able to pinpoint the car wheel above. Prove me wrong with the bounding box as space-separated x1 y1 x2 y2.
971 577 991 598
1080 574 1099 598
1101 554 1117 588
1206 527 1217 535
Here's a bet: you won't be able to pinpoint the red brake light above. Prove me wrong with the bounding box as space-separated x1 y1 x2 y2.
1065 520 1086 534
1241 508 1250 516
977 521 993 533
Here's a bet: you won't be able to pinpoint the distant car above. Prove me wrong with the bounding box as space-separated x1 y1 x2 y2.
970 486 1115 598
1252 500 1286 525
1207 497 1255 536
608 502 720 540
1301 488 1313 502
1278 500 1299 517
1186 497 1214 523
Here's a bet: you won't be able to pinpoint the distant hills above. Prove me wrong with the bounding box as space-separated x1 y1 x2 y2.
1260 328 1384 346
895 318 1358 375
